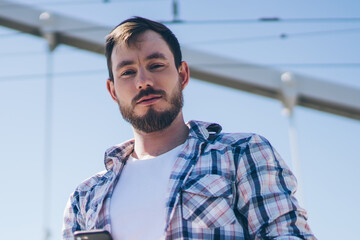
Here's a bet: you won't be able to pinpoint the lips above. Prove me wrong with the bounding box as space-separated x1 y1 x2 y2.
136 94 162 104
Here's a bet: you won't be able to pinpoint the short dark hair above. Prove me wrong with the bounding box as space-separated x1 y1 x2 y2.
105 16 182 81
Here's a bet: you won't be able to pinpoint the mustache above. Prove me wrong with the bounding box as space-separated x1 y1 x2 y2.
132 87 167 105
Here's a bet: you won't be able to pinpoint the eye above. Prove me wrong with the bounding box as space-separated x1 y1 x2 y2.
150 63 164 70
121 69 136 77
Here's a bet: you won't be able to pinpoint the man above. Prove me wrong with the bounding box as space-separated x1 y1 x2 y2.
62 17 316 240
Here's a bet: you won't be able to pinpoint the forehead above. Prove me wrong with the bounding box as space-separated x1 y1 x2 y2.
111 30 174 62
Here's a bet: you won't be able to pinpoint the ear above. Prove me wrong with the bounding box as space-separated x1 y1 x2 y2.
106 78 118 102
178 61 190 90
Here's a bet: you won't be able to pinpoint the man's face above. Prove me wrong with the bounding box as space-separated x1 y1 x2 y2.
107 30 189 133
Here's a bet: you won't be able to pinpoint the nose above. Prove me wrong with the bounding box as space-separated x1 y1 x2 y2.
136 67 153 89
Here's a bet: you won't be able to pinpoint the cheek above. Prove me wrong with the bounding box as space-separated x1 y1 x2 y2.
114 82 133 97
116 93 129 104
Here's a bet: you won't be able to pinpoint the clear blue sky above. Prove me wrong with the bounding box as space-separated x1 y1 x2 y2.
0 0 359 239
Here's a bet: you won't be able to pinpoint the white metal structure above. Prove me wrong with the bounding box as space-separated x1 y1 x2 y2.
1 0 360 120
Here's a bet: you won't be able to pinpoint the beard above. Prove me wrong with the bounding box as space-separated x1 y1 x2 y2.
117 81 183 133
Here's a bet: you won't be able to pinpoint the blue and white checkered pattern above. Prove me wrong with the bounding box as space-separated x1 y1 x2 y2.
62 120 316 240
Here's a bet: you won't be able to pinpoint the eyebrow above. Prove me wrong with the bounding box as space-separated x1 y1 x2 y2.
115 60 134 71
146 52 168 61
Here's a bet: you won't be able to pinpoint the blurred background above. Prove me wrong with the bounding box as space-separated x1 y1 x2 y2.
0 0 359 239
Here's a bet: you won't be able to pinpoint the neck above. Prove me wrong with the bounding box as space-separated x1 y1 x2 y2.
131 112 189 160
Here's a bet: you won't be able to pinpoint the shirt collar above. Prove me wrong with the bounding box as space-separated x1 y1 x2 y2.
104 139 135 171
103 120 223 171
187 120 222 141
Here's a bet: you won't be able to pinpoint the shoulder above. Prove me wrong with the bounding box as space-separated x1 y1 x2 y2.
68 169 112 206
68 140 134 203
76 170 110 192
215 132 279 166
212 132 271 149
187 120 273 152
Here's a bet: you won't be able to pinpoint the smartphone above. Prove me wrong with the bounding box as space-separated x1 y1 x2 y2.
74 229 113 240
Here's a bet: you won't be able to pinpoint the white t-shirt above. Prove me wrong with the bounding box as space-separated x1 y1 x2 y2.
109 144 183 240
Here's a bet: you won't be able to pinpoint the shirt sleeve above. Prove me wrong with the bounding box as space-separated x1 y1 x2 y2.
235 134 316 239
62 191 84 240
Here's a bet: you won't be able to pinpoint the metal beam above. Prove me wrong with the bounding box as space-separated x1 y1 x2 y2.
184 49 360 120
1 0 360 120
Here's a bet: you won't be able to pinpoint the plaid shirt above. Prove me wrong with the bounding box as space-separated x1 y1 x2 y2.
63 120 316 240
